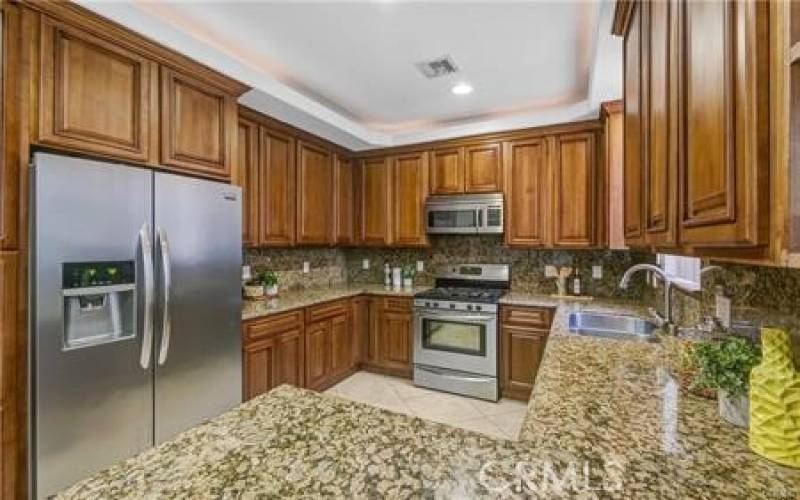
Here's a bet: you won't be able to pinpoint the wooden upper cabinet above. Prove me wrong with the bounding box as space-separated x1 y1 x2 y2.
38 16 157 164
680 0 768 248
237 118 259 246
644 0 678 248
464 142 503 192
429 147 464 194
359 157 393 246
334 156 356 245
504 138 550 247
160 66 236 180
296 141 333 245
259 127 295 246
552 133 597 247
393 152 429 247
623 3 645 245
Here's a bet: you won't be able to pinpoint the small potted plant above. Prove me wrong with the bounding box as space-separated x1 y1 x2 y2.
243 270 265 300
402 266 415 289
263 270 279 297
690 335 761 427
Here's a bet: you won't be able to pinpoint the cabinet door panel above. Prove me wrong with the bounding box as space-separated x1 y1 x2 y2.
334 156 355 244
644 0 678 247
350 297 370 366
680 0 767 247
305 322 329 390
553 133 596 247
329 313 351 379
237 118 259 246
259 127 295 246
380 310 412 374
243 339 276 400
275 328 304 388
464 143 502 192
161 66 234 179
429 147 464 194
624 4 645 244
393 152 428 247
296 141 333 245
39 16 156 163
505 138 549 246
501 326 547 401
359 158 392 246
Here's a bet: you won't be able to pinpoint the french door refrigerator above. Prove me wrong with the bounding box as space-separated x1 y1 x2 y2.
30 152 242 498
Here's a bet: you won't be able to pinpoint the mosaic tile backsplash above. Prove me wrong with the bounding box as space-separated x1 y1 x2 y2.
244 247 346 290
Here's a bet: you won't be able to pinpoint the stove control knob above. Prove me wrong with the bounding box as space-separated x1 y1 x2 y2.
433 302 439 308
449 303 456 309
467 305 473 311
475 305 482 311
425 302 431 307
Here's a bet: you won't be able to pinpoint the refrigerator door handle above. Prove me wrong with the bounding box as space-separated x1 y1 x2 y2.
139 223 154 369
157 228 172 365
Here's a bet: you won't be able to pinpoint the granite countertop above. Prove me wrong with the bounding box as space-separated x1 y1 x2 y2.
242 284 431 321
60 293 800 498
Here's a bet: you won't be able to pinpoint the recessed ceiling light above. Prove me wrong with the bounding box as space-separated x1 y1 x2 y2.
451 83 473 95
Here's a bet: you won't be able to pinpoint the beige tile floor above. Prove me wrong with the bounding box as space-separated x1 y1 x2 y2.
324 371 528 440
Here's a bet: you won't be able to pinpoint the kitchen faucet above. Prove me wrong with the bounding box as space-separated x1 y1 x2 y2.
619 263 674 330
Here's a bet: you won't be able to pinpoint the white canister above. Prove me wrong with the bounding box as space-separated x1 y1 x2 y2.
392 267 402 288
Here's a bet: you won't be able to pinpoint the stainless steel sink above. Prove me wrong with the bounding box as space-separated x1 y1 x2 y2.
568 312 657 341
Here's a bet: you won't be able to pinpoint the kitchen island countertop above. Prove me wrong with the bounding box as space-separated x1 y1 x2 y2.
60 295 800 498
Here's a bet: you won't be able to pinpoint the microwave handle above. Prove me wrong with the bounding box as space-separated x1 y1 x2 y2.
477 208 483 227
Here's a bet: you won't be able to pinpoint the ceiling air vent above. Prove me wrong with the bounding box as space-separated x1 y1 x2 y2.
415 55 459 79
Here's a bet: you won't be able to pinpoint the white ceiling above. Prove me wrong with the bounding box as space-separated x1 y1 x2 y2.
77 1 622 151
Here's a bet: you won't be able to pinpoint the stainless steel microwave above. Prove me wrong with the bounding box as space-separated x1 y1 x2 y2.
425 193 504 234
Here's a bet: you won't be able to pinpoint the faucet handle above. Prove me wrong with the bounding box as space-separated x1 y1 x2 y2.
647 307 667 328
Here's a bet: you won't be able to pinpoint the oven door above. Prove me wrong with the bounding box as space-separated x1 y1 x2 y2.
414 309 497 376
426 205 480 234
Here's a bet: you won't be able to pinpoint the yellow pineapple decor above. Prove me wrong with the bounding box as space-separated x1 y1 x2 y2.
749 327 800 468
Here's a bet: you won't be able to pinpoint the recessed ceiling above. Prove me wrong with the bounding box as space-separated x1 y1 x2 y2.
77 0 622 151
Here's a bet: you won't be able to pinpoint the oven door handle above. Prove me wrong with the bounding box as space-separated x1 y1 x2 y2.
416 365 495 383
418 312 495 323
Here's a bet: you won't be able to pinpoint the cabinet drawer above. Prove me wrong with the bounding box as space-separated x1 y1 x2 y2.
382 297 412 313
306 299 349 323
243 310 303 342
500 306 554 329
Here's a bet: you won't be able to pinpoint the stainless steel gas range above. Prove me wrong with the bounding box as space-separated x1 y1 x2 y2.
413 264 509 401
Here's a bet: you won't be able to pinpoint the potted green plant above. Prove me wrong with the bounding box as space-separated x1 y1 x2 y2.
262 270 279 297
690 335 761 427
402 266 415 289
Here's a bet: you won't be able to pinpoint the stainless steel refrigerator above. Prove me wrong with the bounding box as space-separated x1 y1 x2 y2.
30 152 243 498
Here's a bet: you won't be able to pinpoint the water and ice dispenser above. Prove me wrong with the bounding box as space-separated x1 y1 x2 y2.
61 261 136 349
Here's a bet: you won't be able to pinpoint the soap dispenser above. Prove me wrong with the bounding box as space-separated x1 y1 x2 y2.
384 263 391 287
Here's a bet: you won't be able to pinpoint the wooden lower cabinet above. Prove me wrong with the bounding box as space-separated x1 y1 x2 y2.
304 300 354 391
304 320 330 390
362 297 413 378
242 295 414 397
242 311 304 400
500 306 554 401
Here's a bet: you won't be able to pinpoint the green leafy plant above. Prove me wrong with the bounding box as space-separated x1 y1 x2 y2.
690 336 761 397
262 270 278 287
402 265 415 279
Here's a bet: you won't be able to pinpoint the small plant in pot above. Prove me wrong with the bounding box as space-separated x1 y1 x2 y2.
262 270 279 297
402 266 415 289
690 335 762 427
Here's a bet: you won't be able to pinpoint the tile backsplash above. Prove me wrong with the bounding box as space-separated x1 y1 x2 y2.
244 236 654 300
244 247 346 290
345 235 655 301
